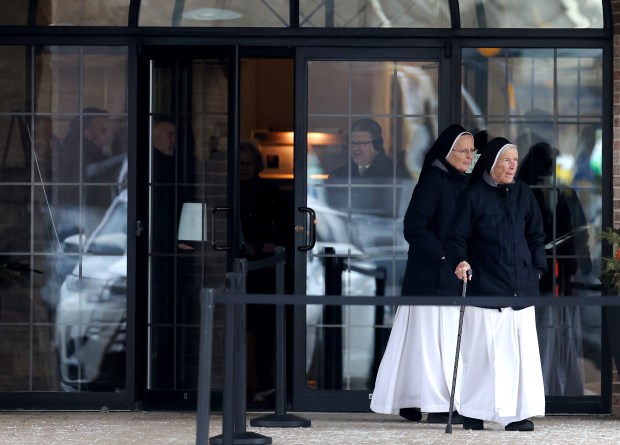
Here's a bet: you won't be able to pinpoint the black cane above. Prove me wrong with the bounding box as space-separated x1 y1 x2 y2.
445 268 472 434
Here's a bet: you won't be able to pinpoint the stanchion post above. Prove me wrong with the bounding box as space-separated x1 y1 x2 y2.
250 247 311 428
234 260 248 435
210 270 272 445
196 288 215 445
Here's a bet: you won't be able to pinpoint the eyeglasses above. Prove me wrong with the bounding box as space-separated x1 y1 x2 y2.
454 148 476 156
351 140 375 147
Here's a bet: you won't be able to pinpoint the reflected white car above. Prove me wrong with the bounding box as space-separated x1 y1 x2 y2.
55 190 127 391
306 192 406 389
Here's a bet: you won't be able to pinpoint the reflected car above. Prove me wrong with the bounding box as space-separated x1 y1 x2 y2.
55 190 127 391
306 192 407 389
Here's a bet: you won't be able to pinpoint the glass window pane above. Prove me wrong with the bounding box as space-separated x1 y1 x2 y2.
36 47 128 115
0 47 28 113
84 51 128 114
36 0 130 26
461 46 603 398
36 48 81 114
55 198 128 391
300 0 451 28
0 115 31 183
148 58 228 393
140 0 289 27
32 325 60 391
0 3 29 25
459 0 603 28
557 50 603 117
0 45 129 394
0 185 31 252
0 326 30 390
307 58 437 304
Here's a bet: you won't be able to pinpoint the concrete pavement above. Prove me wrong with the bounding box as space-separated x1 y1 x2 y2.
1 411 620 444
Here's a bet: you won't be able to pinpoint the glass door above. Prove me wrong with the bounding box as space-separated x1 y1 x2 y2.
144 53 232 406
293 48 447 411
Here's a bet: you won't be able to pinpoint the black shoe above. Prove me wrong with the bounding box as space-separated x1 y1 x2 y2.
426 411 463 424
462 416 484 430
505 419 534 431
399 407 422 422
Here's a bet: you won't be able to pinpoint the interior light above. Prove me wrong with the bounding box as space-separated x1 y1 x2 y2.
183 8 242 21
477 48 501 57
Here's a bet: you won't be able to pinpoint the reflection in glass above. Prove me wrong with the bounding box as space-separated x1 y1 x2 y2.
459 0 603 28
0 46 27 113
140 0 289 27
33 326 60 390
461 47 603 397
0 185 32 252
300 0 450 28
306 59 438 392
0 326 30 390
148 59 228 392
54 190 127 391
35 0 131 26
0 45 128 393
0 3 28 25
35 48 81 114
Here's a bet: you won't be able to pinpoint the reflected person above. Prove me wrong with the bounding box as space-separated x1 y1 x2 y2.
55 107 121 237
518 141 592 397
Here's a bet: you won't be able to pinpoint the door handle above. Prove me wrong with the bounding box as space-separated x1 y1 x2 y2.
210 206 230 250
135 220 144 237
297 206 316 251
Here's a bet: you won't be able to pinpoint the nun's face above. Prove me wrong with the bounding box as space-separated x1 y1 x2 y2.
446 134 475 173
490 147 519 184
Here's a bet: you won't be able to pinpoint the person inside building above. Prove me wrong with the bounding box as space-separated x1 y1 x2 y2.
370 124 475 424
239 141 292 403
447 137 546 431
327 118 409 217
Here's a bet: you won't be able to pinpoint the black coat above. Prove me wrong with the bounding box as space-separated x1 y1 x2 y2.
446 173 547 306
327 152 408 217
400 159 468 296
240 177 290 260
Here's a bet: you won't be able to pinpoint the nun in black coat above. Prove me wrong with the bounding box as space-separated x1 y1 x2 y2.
370 124 475 423
446 137 546 431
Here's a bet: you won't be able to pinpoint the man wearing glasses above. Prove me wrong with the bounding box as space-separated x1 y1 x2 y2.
327 118 409 216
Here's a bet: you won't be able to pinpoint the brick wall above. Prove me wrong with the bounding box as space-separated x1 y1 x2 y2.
610 0 620 414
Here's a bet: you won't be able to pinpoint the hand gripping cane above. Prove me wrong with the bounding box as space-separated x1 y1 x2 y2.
445 268 472 434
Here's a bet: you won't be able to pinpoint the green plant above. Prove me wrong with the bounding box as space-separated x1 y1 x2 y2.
599 227 620 294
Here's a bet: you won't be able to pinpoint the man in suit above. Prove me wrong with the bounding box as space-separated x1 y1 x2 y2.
327 118 409 217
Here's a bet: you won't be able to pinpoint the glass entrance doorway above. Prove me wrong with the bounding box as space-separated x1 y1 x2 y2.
145 55 231 405
141 46 610 415
293 50 444 411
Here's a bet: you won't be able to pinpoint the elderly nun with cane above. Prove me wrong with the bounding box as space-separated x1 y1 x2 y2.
446 136 547 431
370 124 475 423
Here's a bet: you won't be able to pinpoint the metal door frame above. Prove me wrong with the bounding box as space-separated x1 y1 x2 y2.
292 46 452 412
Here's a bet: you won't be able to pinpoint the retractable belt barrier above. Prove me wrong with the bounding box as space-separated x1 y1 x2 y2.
197 275 620 444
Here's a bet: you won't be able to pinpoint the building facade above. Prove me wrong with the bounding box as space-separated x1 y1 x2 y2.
0 0 618 414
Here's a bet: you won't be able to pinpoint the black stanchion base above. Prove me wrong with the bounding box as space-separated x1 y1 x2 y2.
209 431 272 445
250 413 312 428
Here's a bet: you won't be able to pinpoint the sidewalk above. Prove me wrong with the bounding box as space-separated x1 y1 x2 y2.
1 411 620 445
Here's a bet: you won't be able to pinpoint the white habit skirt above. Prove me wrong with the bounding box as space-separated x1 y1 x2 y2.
370 305 462 414
459 306 545 426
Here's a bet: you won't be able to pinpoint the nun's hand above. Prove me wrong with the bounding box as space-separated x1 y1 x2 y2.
455 261 472 282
